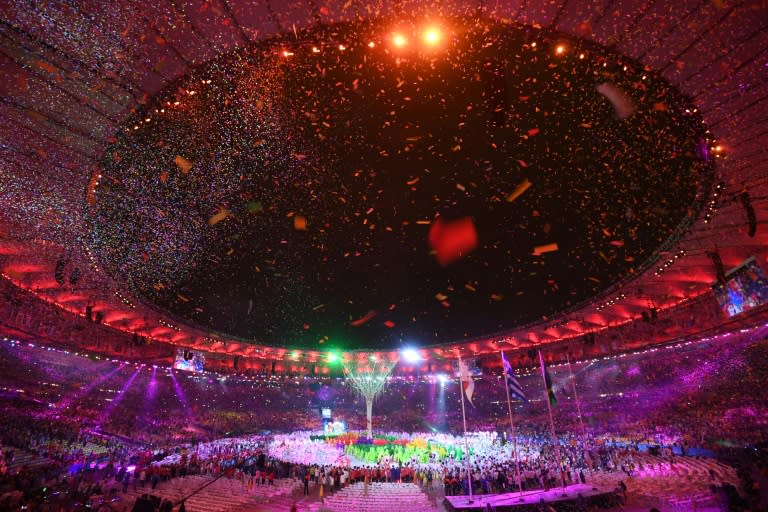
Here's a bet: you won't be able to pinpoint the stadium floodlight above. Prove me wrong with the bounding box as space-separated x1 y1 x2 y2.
392 33 408 48
401 347 422 363
422 26 442 46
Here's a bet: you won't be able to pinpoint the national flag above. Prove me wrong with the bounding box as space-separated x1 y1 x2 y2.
501 351 527 402
458 357 475 406
542 361 557 406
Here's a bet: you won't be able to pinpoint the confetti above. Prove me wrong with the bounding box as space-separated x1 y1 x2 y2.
208 209 231 226
507 179 532 203
246 201 264 213
174 155 194 174
428 217 479 266
62 16 712 350
596 83 636 120
350 310 378 327
294 215 308 231
533 243 559 256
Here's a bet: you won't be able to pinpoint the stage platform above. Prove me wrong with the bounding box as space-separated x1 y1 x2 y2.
443 483 618 511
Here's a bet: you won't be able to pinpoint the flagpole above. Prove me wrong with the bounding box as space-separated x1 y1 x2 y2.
566 352 586 441
457 353 473 504
538 350 566 492
500 351 524 500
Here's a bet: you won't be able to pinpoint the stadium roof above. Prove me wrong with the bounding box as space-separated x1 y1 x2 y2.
1 0 766 362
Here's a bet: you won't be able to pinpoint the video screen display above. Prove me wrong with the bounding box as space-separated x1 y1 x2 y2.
455 357 483 377
173 349 205 373
321 407 332 419
713 258 768 318
323 419 346 435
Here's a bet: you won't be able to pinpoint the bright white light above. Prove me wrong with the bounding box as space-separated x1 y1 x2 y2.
422 27 442 46
437 373 448 384
401 348 422 363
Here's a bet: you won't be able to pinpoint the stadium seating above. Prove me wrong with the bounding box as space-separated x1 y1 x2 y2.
117 475 301 512
320 482 437 512
588 454 738 510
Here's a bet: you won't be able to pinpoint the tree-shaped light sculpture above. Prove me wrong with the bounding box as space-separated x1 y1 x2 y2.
343 357 396 438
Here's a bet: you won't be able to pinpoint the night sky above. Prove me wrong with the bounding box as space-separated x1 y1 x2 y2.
90 19 712 350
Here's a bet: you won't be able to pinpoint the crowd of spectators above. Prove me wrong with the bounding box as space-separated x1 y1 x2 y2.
0 332 765 510
2 333 767 451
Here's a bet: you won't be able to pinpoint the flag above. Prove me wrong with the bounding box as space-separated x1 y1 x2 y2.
458 358 475 406
501 351 527 402
542 360 557 406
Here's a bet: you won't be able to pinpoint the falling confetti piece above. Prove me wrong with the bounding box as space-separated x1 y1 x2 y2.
174 155 194 174
294 215 308 231
596 83 636 119
507 179 532 202
208 208 231 226
527 128 540 136
246 201 263 213
428 217 478 266
350 310 378 326
533 243 559 255
383 320 395 328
